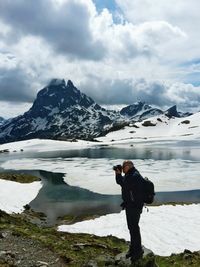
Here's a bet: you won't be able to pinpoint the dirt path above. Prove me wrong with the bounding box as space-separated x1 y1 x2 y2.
0 230 66 267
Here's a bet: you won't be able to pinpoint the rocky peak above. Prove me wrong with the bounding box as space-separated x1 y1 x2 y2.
165 105 180 118
67 79 74 88
0 116 5 126
120 101 151 117
28 79 96 118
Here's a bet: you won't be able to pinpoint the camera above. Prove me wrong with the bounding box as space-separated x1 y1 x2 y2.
113 164 122 172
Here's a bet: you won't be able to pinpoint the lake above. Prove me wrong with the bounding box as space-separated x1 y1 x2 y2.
0 140 200 225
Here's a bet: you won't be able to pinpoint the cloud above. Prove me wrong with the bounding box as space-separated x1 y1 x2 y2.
0 0 199 115
80 76 200 111
0 0 105 60
116 0 200 62
0 101 32 119
0 0 186 63
0 65 36 102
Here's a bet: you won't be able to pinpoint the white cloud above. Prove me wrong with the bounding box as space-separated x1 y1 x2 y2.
0 101 32 119
0 0 199 116
116 0 200 62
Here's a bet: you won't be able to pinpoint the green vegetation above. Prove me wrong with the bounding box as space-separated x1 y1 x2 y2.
156 252 200 267
0 173 40 183
0 210 199 266
0 210 126 266
57 213 100 225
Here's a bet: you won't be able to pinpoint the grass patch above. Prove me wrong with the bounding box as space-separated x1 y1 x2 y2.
0 210 126 266
0 173 40 183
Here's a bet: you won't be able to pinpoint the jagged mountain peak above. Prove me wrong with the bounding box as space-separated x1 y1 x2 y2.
0 79 119 144
165 105 180 118
0 116 5 126
0 79 193 144
67 79 74 88
29 79 97 119
120 101 151 117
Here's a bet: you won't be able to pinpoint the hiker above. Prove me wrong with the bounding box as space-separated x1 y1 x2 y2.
114 160 144 262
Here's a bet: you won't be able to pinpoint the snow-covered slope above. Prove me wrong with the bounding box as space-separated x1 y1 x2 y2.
58 204 200 256
0 179 42 213
97 112 200 143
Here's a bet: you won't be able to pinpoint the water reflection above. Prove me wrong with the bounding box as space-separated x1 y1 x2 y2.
0 141 200 162
1 168 200 225
31 169 200 225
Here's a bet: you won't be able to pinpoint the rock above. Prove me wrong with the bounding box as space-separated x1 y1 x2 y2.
183 249 192 254
0 250 16 266
0 232 7 239
83 260 98 267
181 120 190 124
95 255 115 266
35 260 49 266
183 254 192 260
115 247 158 267
24 204 31 210
142 121 156 127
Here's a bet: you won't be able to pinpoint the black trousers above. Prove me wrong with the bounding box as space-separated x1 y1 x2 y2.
125 207 143 255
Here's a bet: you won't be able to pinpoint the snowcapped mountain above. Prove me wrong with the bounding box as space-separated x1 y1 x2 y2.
120 101 163 121
120 102 191 121
0 79 120 144
97 112 200 143
0 79 194 144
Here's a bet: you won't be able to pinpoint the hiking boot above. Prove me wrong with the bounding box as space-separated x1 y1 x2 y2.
125 250 132 259
131 249 144 262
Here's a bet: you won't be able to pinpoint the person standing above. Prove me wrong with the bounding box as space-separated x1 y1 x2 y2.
114 160 144 262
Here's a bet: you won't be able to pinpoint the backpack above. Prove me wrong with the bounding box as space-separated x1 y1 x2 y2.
142 177 155 204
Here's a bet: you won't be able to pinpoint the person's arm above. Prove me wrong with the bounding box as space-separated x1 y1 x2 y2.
115 170 124 186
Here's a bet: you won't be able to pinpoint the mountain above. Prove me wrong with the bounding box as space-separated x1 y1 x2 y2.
120 102 191 121
0 79 193 144
0 117 6 126
164 105 193 118
120 101 164 121
0 79 120 144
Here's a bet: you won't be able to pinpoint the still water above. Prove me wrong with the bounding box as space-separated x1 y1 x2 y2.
0 140 200 224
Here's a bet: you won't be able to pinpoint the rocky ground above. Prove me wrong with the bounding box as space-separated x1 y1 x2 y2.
0 230 65 267
1 209 200 267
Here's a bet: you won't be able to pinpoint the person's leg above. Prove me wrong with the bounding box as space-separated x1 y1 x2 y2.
125 208 143 258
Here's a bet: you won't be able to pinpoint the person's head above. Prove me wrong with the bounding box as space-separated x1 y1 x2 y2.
122 160 134 174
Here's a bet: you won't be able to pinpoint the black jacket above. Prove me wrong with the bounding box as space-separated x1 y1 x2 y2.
116 167 144 209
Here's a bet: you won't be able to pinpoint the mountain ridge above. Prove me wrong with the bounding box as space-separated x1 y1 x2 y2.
0 79 192 144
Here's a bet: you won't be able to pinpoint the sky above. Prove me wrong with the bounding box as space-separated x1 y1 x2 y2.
0 0 200 118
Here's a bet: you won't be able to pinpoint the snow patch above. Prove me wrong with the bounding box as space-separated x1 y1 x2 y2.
58 204 200 256
0 179 42 214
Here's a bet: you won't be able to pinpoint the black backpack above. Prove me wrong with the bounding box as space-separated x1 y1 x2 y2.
142 177 155 204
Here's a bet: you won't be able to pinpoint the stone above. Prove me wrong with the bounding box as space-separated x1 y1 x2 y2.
0 232 7 238
115 247 158 267
35 260 49 266
83 260 98 267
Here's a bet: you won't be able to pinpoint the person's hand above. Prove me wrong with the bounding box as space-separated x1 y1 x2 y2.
115 169 122 175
